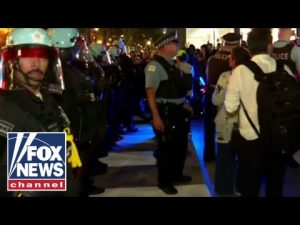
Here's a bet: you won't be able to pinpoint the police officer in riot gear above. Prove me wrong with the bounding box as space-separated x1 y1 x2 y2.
118 39 138 132
90 43 111 66
47 28 106 196
0 28 81 197
204 32 241 161
90 42 124 147
145 31 193 195
71 36 109 159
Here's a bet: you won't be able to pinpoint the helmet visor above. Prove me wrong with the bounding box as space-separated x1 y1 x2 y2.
2 46 58 59
73 38 95 63
0 46 64 94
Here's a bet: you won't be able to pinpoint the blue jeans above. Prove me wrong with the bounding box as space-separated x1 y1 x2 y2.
214 142 237 194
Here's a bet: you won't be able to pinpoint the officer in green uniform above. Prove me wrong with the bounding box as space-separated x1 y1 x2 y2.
145 31 193 195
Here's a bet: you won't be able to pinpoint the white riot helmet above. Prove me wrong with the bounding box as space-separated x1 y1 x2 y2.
90 43 106 57
90 43 111 65
0 28 65 94
73 36 94 62
47 28 80 63
109 46 119 57
47 28 79 49
108 46 119 64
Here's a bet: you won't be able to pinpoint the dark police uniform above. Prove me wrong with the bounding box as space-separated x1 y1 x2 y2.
204 33 241 161
57 62 106 195
0 89 80 197
272 41 297 75
59 63 102 145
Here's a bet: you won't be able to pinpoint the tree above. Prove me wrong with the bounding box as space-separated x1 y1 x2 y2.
79 28 164 46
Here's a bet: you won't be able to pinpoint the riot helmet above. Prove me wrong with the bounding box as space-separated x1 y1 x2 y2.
47 28 79 62
71 36 105 80
90 43 111 65
0 28 65 94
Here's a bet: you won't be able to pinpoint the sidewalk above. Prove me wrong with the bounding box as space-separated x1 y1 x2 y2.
91 122 211 197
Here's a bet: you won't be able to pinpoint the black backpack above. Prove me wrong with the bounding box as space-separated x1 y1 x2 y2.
244 60 300 156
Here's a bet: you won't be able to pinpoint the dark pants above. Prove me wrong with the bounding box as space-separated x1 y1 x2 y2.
154 103 190 186
204 87 217 161
215 143 237 194
236 133 287 197
0 165 13 197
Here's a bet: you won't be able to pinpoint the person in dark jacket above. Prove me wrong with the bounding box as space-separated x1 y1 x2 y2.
0 28 81 197
203 32 241 161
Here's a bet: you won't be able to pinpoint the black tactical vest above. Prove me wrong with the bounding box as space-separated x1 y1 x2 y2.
153 55 187 99
272 43 296 75
0 90 79 197
0 89 69 164
207 50 231 86
5 89 68 132
59 63 102 143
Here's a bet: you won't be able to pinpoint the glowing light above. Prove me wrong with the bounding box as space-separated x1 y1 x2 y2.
96 40 103 44
199 77 206 86
0 28 11 34
186 28 234 48
200 88 206 94
94 28 99 31
106 51 112 65
146 40 151 46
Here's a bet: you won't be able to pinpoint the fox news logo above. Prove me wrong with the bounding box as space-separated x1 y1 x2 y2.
7 132 66 191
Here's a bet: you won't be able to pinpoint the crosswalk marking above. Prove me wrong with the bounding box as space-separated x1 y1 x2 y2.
100 151 156 167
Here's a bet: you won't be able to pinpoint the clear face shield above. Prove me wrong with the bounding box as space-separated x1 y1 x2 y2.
71 38 105 84
89 43 111 66
108 46 120 64
73 37 94 63
101 50 112 65
0 45 65 94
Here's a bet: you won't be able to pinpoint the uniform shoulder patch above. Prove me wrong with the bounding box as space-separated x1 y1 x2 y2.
147 65 156 72
0 119 15 137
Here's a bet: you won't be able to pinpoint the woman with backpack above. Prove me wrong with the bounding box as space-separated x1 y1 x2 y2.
213 46 251 197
